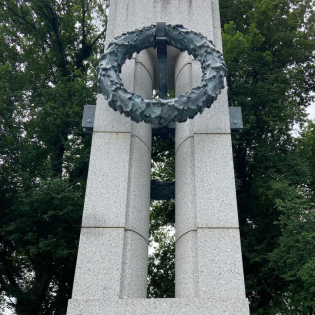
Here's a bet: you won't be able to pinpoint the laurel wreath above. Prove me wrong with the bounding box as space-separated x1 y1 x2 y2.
97 24 227 127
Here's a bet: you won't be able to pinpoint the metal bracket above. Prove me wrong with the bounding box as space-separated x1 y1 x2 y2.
82 105 96 133
156 22 168 100
151 180 175 200
152 122 176 140
151 22 168 131
82 105 243 135
229 107 243 134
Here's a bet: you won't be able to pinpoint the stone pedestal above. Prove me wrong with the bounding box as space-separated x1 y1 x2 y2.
67 0 250 314
68 298 249 314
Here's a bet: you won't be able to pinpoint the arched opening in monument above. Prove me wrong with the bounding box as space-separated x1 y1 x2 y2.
148 121 176 298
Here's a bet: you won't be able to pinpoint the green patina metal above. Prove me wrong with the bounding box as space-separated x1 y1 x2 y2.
97 24 227 127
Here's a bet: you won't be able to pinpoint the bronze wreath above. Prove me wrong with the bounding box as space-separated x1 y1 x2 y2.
97 24 227 127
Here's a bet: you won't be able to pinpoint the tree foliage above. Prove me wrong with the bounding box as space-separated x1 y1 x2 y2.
1 0 315 314
0 0 108 314
147 134 175 298
220 0 315 313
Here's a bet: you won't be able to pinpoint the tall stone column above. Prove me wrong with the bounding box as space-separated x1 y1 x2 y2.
67 0 250 313
69 50 153 301
174 0 249 310
67 2 154 305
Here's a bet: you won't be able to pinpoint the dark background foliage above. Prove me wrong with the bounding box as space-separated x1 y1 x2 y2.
0 1 108 313
0 0 315 314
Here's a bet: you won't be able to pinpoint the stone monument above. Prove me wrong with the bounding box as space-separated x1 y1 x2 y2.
67 0 250 314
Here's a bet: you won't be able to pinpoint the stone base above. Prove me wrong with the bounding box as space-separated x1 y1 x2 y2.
67 298 250 315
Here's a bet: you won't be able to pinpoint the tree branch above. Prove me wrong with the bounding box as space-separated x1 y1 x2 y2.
92 26 107 47
81 0 86 46
0 2 37 32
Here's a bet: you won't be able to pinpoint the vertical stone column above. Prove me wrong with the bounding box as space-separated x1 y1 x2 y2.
68 0 250 313
67 0 155 302
173 1 249 313
174 0 249 310
69 52 153 302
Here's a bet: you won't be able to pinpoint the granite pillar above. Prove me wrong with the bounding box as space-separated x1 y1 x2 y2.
67 0 250 313
174 1 249 311
69 51 153 303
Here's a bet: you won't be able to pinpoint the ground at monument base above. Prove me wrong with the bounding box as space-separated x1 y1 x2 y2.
67 298 250 315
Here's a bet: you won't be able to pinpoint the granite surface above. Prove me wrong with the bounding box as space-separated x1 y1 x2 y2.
175 231 198 298
120 231 149 298
69 1 249 314
82 132 131 228
197 228 247 299
125 136 151 240
194 134 239 228
71 228 125 299
67 298 250 315
175 137 197 239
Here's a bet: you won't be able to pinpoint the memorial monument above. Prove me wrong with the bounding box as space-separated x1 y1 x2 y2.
67 0 250 314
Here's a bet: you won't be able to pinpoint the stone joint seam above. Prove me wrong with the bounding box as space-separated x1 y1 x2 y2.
80 227 148 243
176 133 231 153
135 60 153 83
93 131 130 135
125 228 149 243
175 61 192 82
176 227 239 243
131 135 151 152
176 135 194 153
92 132 150 153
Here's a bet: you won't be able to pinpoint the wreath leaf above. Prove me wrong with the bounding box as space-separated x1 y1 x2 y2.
98 24 227 127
